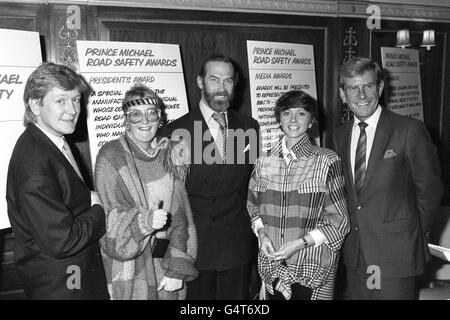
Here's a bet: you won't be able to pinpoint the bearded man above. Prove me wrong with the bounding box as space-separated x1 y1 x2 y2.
160 54 260 299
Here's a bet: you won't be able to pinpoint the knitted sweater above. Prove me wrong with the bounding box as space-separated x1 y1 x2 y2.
94 132 198 300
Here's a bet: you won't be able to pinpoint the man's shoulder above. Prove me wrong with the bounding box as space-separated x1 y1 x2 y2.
334 121 351 136
381 108 424 131
228 109 259 129
11 126 45 160
9 127 59 180
163 112 194 134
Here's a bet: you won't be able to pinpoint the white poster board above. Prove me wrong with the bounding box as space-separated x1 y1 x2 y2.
246 40 318 152
428 244 450 262
381 47 424 121
0 29 42 229
76 40 189 167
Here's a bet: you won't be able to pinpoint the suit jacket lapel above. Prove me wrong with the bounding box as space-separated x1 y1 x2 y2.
363 109 390 192
189 107 213 161
191 106 224 166
341 122 358 203
29 124 71 167
30 124 86 182
226 110 240 131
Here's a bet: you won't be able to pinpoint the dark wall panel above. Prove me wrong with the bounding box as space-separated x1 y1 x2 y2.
99 12 331 139
370 21 449 204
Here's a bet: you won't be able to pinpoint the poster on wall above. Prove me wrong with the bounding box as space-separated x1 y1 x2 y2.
246 40 318 152
381 47 424 121
76 40 189 167
0 29 42 229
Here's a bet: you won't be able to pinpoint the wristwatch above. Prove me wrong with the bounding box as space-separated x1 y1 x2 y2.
301 236 309 248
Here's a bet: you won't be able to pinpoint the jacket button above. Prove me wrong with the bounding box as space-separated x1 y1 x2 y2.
355 227 359 231
357 205 362 210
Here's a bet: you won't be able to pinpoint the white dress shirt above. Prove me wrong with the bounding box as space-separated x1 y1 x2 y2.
35 122 66 155
350 105 382 183
34 123 82 180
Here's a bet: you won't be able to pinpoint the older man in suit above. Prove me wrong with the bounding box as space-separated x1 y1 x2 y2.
333 57 443 300
160 54 259 299
6 62 108 299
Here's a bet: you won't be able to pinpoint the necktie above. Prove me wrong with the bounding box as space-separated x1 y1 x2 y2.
354 122 368 196
212 112 227 163
62 138 84 180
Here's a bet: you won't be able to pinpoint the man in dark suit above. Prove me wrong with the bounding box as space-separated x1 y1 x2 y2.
333 57 443 299
160 54 259 299
6 62 108 299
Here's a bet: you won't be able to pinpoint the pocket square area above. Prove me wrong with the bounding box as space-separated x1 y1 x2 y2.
383 150 397 158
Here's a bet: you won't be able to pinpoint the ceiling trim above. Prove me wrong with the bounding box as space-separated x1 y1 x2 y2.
2 0 450 21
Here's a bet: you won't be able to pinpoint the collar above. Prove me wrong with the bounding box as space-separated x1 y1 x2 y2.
125 130 169 161
34 122 65 152
281 136 298 162
353 104 382 130
290 134 314 158
199 99 228 124
271 133 313 159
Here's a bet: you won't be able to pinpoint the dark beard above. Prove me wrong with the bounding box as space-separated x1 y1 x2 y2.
203 89 234 112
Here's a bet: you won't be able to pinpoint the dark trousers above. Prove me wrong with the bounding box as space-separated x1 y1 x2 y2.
187 263 251 300
346 270 417 300
346 245 418 300
268 280 312 300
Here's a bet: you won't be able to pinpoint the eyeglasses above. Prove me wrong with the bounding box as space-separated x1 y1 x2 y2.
344 83 378 97
125 109 161 124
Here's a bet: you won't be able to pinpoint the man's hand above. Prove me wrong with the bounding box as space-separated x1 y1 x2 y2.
90 191 103 207
158 276 183 292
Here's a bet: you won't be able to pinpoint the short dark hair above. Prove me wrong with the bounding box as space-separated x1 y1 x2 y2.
274 90 317 123
339 57 383 87
23 62 86 125
198 54 239 84
122 82 167 125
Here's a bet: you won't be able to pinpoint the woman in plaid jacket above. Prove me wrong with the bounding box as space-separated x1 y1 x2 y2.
247 90 350 300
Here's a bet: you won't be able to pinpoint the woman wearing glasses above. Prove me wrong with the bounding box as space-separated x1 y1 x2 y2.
94 83 198 300
247 90 350 300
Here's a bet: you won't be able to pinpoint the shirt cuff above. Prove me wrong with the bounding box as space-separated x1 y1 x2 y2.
252 217 265 237
308 229 327 247
138 208 153 236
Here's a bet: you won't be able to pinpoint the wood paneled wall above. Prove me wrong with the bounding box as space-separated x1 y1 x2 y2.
96 7 339 146
1 2 450 299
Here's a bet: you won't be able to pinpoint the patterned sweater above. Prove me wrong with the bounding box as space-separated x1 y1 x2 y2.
94 132 198 300
247 134 350 300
